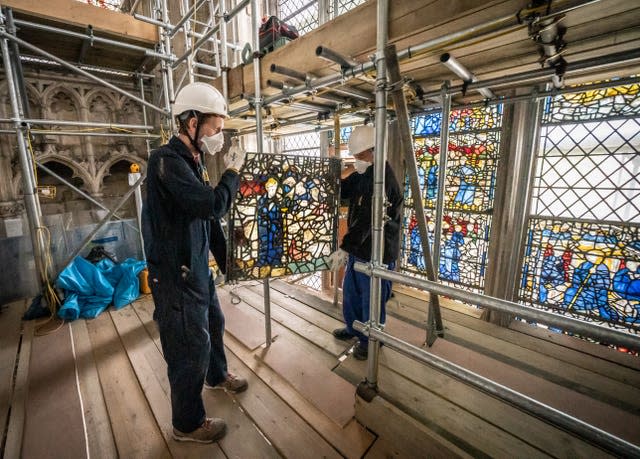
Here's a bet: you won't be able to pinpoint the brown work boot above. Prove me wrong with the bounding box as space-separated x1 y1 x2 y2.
204 372 248 393
172 417 226 443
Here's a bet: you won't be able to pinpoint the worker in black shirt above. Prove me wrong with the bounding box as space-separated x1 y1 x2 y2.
329 125 403 360
142 82 247 444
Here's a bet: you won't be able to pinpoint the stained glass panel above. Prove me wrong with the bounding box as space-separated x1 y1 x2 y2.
228 153 341 280
525 81 640 332
402 105 503 292
519 218 640 329
412 112 442 137
445 131 500 212
542 83 640 124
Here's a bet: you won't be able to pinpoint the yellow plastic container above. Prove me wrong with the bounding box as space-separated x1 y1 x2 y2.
139 268 152 294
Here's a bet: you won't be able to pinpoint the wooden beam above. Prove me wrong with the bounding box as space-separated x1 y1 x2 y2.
218 0 508 101
2 0 158 44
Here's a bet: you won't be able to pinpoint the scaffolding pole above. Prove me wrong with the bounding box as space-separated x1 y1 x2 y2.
361 0 389 394
55 174 146 280
35 162 139 233
0 30 168 116
232 0 605 118
355 262 640 351
12 18 170 61
0 21 47 290
249 0 271 346
431 82 450 285
384 43 444 345
352 322 640 458
159 0 176 132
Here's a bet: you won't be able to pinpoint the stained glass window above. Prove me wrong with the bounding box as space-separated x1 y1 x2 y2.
227 153 341 281
402 105 502 292
520 218 640 329
542 83 640 124
522 81 640 331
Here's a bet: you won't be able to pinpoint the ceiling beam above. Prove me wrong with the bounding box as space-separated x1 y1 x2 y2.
2 0 158 44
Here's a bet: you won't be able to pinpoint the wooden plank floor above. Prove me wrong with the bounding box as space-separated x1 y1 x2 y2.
3 278 639 458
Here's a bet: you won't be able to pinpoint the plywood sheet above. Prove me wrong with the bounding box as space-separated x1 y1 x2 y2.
22 324 87 459
260 336 355 427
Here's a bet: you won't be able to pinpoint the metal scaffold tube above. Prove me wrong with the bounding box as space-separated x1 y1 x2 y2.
363 0 389 392
160 0 176 132
233 0 605 118
352 322 640 458
0 27 47 289
55 175 146 279
250 0 271 346
12 18 171 61
354 262 640 352
431 83 450 280
220 0 229 101
385 43 444 344
0 118 154 130
22 130 160 139
224 0 251 21
0 29 168 116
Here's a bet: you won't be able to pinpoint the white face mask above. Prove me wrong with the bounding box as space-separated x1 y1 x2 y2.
354 159 372 174
200 131 224 155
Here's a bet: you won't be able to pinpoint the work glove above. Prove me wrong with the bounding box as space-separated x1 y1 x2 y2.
327 248 348 271
224 138 246 173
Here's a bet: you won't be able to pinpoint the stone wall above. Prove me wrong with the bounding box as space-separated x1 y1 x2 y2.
0 69 158 303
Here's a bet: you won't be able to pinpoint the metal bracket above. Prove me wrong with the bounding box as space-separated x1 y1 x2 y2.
356 379 378 402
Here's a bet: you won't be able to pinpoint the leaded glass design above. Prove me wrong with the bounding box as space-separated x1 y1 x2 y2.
329 0 367 17
532 118 640 223
542 83 640 124
522 81 640 331
279 0 319 36
401 105 502 292
520 218 640 329
282 132 321 157
228 153 341 280
288 272 323 291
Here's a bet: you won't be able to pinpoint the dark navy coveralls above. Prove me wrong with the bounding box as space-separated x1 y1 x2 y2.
142 136 239 433
340 162 402 345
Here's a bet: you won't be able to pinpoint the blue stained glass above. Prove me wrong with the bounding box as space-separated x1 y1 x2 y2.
402 105 503 293
413 112 442 137
519 219 640 330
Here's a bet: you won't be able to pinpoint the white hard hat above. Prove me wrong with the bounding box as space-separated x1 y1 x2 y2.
172 82 228 118
348 125 375 155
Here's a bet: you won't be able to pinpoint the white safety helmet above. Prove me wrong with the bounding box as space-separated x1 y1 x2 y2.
172 82 228 119
348 125 375 155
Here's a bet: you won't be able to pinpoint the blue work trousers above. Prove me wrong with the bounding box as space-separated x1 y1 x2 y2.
151 270 228 433
342 255 394 345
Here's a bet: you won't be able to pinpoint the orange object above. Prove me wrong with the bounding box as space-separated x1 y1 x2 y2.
139 268 151 294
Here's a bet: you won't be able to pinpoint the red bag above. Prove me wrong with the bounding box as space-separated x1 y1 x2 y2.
259 16 299 50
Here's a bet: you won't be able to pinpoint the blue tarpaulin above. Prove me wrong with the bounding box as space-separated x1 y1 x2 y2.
56 256 146 321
